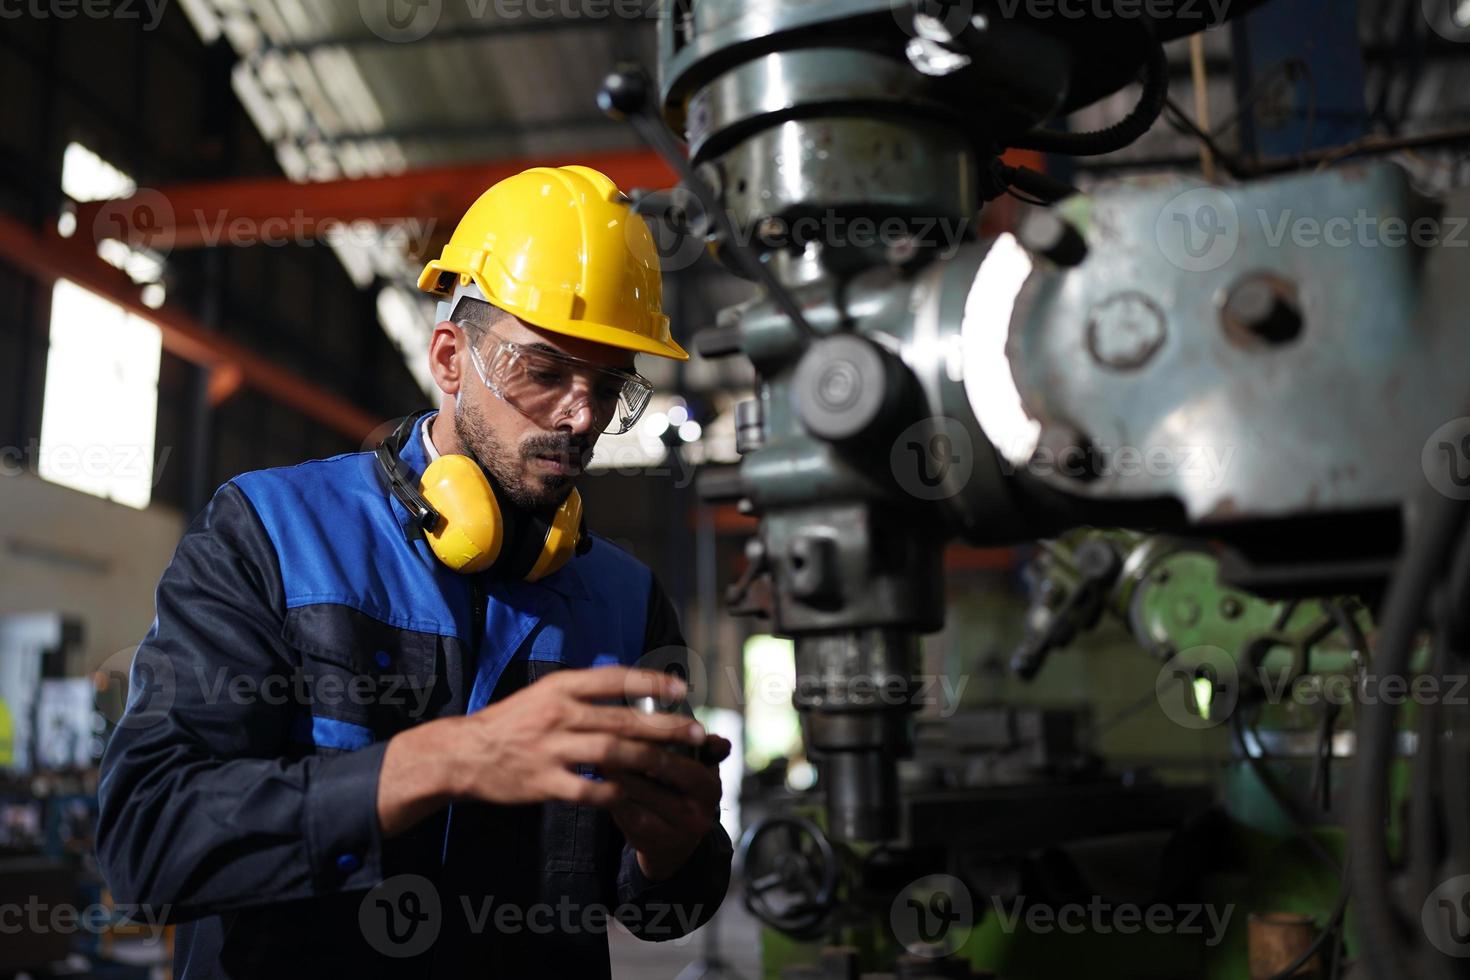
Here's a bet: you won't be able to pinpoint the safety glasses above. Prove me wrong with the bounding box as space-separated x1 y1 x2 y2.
465 330 654 436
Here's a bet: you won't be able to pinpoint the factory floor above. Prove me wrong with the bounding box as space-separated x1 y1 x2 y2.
610 884 764 980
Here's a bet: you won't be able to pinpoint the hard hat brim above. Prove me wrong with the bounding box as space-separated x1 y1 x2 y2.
420 261 690 362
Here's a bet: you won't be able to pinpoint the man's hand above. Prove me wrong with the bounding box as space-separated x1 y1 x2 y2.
613 734 732 882
378 666 704 837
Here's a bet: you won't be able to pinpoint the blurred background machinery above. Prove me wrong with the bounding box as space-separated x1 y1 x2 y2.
605 0 1470 976
6 0 1470 977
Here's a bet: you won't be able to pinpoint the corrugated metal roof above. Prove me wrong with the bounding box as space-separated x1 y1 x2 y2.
176 0 659 396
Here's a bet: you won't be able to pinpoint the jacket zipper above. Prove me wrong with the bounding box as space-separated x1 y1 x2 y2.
469 577 487 659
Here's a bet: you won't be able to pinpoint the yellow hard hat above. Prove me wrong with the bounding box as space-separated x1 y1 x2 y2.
418 165 688 361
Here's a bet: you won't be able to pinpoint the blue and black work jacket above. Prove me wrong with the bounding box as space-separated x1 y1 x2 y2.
96 411 732 978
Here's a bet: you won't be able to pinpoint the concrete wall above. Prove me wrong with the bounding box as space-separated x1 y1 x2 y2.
0 471 183 675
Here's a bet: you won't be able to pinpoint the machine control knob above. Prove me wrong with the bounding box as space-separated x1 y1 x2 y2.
1019 209 1088 267
597 66 652 121
793 335 898 442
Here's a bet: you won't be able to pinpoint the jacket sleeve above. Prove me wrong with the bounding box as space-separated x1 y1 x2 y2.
613 573 734 940
95 482 387 922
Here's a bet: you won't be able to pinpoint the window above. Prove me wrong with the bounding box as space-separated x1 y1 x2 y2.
41 144 165 508
38 280 162 509
58 141 166 303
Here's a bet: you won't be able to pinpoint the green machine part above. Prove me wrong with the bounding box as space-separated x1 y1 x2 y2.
752 531 1415 980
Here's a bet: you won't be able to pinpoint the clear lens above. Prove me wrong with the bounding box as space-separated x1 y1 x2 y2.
470 336 652 435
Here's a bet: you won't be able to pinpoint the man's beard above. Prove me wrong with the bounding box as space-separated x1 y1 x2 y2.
453 398 592 511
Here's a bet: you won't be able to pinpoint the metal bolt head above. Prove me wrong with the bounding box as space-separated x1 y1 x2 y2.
1223 275 1302 345
1087 292 1167 371
1019 210 1088 267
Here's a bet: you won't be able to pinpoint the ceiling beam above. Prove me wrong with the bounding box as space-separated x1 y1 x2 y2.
72 147 675 251
0 211 381 442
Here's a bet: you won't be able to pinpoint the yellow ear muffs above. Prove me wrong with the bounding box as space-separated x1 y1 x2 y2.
526 488 583 582
418 454 504 574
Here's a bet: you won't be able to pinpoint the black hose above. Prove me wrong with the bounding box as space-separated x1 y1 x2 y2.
1349 465 1470 977
1010 38 1169 157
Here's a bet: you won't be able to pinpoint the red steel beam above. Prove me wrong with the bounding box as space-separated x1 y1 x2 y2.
73 149 677 251
0 211 381 442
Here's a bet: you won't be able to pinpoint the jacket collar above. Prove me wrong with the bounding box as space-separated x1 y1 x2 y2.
384 410 588 601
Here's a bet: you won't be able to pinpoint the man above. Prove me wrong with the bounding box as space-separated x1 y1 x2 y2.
96 165 733 977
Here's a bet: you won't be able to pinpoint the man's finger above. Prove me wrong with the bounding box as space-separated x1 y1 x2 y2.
628 750 721 805
551 665 688 704
546 769 621 808
566 704 705 744
700 734 733 766
551 733 671 775
612 798 678 841
613 768 718 816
